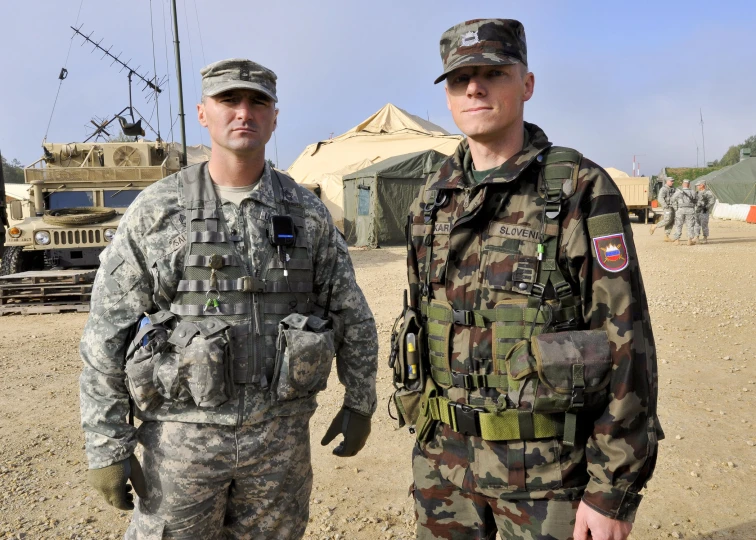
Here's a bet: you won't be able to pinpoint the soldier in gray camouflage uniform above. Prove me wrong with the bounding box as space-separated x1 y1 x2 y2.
670 179 698 245
649 177 675 241
80 58 378 539
694 182 716 244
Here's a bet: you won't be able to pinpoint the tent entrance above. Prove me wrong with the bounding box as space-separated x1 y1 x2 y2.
355 185 374 247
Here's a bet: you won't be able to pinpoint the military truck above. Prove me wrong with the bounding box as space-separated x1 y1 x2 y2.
2 140 180 275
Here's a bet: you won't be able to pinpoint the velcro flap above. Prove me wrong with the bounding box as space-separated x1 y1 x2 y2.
505 340 536 380
531 330 612 394
196 317 230 337
168 321 201 348
586 213 623 238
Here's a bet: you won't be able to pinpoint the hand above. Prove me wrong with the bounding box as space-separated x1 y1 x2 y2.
320 407 371 457
87 455 147 510
573 501 633 540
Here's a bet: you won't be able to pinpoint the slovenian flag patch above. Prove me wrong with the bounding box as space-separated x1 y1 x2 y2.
593 233 629 273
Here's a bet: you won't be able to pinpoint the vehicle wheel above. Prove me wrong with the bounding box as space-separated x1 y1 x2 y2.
0 246 43 276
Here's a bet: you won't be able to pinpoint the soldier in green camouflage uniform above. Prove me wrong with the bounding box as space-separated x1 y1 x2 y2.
670 179 698 245
80 59 378 539
399 20 661 540
694 182 716 244
649 178 675 241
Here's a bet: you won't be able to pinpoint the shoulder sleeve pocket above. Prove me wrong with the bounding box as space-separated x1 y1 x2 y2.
102 253 143 295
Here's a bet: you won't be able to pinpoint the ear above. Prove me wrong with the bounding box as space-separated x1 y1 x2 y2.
445 86 451 111
197 102 207 127
273 108 279 130
522 71 535 103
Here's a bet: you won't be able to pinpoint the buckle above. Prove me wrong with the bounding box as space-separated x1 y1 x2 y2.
241 276 265 293
450 372 473 389
530 283 546 298
571 387 585 409
449 402 483 437
452 309 473 326
554 282 572 299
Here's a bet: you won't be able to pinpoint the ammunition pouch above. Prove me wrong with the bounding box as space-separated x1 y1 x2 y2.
270 313 335 404
124 311 235 411
389 304 426 428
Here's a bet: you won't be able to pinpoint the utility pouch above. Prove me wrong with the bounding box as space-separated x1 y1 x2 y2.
392 388 423 429
172 318 235 408
389 305 426 392
124 311 176 412
271 313 335 403
530 329 613 413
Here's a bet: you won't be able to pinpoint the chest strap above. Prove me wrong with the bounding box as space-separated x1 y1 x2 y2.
426 395 564 441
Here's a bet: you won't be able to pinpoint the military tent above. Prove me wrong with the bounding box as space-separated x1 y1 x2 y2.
342 149 448 247
287 103 462 229
694 158 756 204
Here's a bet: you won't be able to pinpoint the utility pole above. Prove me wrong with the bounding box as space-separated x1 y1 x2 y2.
700 109 706 167
632 154 646 177
171 0 187 167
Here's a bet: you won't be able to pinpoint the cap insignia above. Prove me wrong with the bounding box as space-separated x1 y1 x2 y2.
460 31 479 47
240 67 250 81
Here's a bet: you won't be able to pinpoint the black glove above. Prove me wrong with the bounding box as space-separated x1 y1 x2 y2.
321 407 371 457
87 455 147 510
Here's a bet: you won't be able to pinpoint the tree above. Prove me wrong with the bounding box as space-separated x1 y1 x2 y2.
712 134 756 166
1 154 24 184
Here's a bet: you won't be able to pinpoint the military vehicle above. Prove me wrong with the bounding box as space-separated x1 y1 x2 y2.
0 7 193 314
2 140 180 275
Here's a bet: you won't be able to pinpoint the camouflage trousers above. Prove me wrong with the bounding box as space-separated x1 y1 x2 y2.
126 413 313 540
694 212 710 238
670 209 696 240
412 425 582 540
656 208 675 232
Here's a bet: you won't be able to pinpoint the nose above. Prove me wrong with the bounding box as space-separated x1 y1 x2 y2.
466 76 486 98
235 99 255 122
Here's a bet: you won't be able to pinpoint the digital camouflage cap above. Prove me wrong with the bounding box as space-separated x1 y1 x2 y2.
201 58 278 102
434 19 527 84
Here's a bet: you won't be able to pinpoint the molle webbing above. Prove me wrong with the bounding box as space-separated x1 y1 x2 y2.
170 164 315 385
426 395 564 441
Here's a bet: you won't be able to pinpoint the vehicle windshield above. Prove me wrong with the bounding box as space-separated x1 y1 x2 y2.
104 190 142 208
47 191 94 210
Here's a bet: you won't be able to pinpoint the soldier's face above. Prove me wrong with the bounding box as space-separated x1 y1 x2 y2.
197 89 278 155
445 64 534 142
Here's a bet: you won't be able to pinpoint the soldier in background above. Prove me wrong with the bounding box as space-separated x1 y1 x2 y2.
670 179 698 245
694 182 716 244
0 150 8 260
400 19 660 540
649 177 675 241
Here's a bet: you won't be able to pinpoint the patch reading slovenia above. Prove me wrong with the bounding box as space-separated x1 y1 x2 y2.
593 233 629 272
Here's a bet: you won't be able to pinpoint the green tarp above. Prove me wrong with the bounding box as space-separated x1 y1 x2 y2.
342 149 449 247
695 159 756 205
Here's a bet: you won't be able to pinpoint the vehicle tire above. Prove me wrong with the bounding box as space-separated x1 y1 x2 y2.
0 246 43 276
43 207 116 226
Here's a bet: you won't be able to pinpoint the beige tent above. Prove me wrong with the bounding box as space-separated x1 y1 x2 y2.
287 103 462 228
605 167 630 179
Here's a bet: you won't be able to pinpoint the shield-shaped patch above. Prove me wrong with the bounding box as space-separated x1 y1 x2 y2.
593 233 629 273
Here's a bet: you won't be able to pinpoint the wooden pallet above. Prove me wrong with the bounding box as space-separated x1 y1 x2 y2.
0 269 95 316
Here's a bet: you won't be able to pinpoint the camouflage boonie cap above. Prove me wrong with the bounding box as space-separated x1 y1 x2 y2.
434 19 527 84
200 58 277 102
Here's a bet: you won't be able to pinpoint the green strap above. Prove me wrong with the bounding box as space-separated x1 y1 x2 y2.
427 396 563 441
430 369 508 390
422 301 579 327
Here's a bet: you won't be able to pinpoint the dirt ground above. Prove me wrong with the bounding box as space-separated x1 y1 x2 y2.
0 218 754 540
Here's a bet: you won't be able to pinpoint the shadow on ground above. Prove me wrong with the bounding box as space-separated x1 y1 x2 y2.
690 520 756 539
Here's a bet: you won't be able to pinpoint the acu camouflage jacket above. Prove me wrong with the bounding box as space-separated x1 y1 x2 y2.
406 123 661 521
80 163 377 469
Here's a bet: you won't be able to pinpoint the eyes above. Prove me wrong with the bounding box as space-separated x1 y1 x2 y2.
448 69 508 87
217 93 270 107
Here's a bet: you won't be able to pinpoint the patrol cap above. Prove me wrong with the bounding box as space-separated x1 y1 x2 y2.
201 58 277 102
682 179 691 185
435 19 527 84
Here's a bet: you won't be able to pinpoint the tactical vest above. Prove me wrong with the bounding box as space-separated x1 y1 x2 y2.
415 147 588 445
169 164 315 386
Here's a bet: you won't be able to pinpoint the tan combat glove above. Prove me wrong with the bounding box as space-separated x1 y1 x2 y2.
321 407 371 457
87 455 147 510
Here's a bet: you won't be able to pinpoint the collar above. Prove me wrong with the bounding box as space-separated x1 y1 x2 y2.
428 121 551 191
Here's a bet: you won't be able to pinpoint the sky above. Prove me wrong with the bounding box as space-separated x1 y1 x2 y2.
1 0 754 176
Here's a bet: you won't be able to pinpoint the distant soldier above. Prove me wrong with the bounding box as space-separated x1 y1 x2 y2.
0 151 7 260
669 179 698 245
649 177 675 241
694 182 716 244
